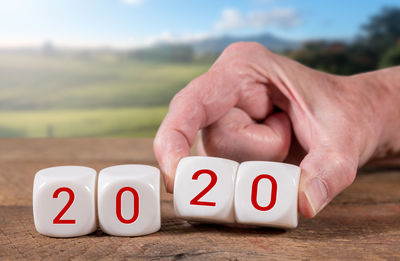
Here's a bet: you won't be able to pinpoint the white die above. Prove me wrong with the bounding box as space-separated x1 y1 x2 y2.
234 161 300 228
33 166 97 237
174 156 239 223
97 165 160 236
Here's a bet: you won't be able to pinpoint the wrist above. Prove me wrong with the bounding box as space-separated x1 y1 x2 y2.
349 67 400 165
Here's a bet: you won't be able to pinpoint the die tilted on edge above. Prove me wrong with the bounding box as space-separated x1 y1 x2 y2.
33 166 97 237
234 161 300 229
97 164 161 236
173 156 239 223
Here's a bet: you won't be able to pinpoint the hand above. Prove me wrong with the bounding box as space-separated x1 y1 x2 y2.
154 42 395 217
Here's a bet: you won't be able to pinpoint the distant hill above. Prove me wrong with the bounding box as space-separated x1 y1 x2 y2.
190 33 300 54
131 33 300 62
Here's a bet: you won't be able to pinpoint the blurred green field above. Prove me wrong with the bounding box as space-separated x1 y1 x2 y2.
0 51 211 137
0 107 168 138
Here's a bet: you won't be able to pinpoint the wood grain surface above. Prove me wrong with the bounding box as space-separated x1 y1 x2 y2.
0 138 399 260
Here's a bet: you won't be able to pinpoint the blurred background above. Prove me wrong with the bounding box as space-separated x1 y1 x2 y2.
0 0 399 138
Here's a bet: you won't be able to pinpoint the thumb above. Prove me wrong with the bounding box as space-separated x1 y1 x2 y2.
298 147 358 218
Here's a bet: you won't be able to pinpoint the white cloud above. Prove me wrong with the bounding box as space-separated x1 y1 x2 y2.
248 8 301 28
215 7 301 31
143 31 213 46
215 8 245 30
121 0 143 6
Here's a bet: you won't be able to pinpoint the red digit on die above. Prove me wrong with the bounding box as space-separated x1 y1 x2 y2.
234 161 300 229
33 166 97 237
97 165 160 236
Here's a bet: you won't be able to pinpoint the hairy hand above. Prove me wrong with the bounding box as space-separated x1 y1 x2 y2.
154 42 390 217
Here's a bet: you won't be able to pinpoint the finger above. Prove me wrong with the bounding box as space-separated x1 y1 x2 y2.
298 147 358 218
154 72 239 192
236 82 273 120
201 107 291 162
154 71 269 192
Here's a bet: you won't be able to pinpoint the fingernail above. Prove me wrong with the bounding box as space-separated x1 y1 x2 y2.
304 178 328 216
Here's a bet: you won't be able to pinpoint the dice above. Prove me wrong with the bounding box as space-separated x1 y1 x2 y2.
173 156 239 223
33 166 97 237
234 161 300 228
33 164 161 238
173 157 300 229
33 158 301 238
97 165 161 236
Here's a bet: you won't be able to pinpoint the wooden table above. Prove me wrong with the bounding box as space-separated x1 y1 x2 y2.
0 138 399 260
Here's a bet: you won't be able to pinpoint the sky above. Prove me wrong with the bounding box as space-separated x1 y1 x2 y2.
0 0 399 49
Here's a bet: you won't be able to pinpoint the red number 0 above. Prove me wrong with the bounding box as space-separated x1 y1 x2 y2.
53 187 76 224
251 174 277 211
190 169 217 206
116 187 139 224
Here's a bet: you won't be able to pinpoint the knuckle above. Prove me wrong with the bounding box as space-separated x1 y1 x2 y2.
223 42 247 54
224 41 267 54
214 42 270 81
170 90 184 106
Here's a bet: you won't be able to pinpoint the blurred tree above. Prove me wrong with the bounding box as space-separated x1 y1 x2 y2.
361 7 400 53
290 41 373 75
290 7 400 75
379 44 400 68
356 6 400 65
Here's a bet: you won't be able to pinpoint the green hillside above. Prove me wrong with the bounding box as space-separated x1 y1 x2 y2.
0 107 168 138
0 51 211 137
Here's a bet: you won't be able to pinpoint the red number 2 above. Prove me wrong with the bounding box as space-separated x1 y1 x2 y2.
116 187 139 224
190 169 217 206
53 187 76 224
251 174 277 211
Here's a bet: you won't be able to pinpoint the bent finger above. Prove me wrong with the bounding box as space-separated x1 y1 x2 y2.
154 71 269 192
201 108 291 162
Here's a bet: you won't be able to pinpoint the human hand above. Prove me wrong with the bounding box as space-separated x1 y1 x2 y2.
154 42 397 217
